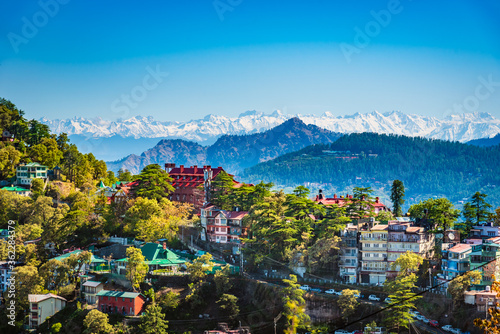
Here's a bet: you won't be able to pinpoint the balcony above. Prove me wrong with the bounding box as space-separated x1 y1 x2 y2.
361 246 386 251
31 304 38 310
388 237 420 243
361 267 387 272
361 237 386 241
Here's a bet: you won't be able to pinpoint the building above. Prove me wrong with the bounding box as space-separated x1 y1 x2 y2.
314 192 391 215
15 162 48 186
469 223 500 240
201 205 249 245
0 186 31 196
165 164 244 209
469 237 500 289
82 280 105 304
339 224 359 283
28 293 67 329
386 220 435 278
0 261 13 292
438 243 472 288
115 243 186 275
97 290 146 316
359 221 388 285
464 286 500 311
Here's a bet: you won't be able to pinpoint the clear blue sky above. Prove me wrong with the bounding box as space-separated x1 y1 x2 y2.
1 0 499 122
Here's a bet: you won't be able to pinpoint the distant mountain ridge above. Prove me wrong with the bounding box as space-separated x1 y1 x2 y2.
41 110 500 144
106 118 342 174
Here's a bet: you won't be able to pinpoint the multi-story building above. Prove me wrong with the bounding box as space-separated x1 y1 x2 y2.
386 221 435 278
469 223 500 241
0 261 12 292
82 280 104 304
201 205 248 244
314 192 391 215
339 224 359 283
165 164 244 209
28 293 67 329
469 237 500 289
359 222 388 285
438 243 472 288
15 162 48 186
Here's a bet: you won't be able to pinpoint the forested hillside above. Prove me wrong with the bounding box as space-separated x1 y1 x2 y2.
243 133 500 209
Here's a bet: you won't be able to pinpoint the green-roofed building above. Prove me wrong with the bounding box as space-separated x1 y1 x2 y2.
1 186 31 196
96 290 146 315
15 162 48 186
51 250 108 273
115 243 186 275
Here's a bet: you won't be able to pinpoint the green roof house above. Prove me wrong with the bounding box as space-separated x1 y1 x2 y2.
15 162 48 186
1 186 31 196
115 243 186 275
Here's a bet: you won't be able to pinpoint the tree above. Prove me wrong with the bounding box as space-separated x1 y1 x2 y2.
492 207 500 227
384 274 421 333
208 170 236 210
51 323 62 333
448 271 482 306
338 289 360 323
83 309 113 334
376 210 394 221
12 265 44 311
217 294 240 320
186 253 214 282
282 274 309 334
139 303 169 334
133 164 174 201
214 264 232 295
0 145 21 179
39 259 71 291
408 198 460 230
28 138 63 168
156 288 180 314
118 168 134 181
126 247 148 291
347 187 375 219
462 192 492 236
31 178 45 198
389 251 423 277
390 180 405 217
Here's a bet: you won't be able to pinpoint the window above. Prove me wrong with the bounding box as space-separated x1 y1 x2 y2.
130 298 133 302
488 231 496 236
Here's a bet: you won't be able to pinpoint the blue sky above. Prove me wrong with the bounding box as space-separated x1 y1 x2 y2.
0 0 499 122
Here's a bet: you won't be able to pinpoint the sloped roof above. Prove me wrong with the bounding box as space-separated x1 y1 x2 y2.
1 186 30 192
97 290 145 299
406 227 422 233
139 243 186 265
82 280 103 288
371 224 388 231
448 243 472 253
29 293 67 303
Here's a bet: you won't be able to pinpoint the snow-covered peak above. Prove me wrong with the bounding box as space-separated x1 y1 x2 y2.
40 111 500 143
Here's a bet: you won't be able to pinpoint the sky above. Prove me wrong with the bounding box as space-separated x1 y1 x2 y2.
0 0 499 122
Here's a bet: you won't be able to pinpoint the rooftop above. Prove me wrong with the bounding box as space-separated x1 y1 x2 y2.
29 293 67 303
82 280 103 288
97 290 145 299
448 243 472 253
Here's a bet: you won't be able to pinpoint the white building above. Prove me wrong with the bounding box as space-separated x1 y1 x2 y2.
28 293 67 329
16 162 48 186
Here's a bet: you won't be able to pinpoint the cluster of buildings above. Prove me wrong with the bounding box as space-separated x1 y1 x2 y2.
338 218 435 284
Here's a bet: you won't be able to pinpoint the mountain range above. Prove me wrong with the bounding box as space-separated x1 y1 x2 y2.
41 110 500 161
105 118 342 174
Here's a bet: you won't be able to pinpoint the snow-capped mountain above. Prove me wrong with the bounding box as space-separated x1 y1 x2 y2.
40 110 500 144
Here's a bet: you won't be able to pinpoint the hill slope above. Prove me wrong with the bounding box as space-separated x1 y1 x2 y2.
467 133 500 147
243 133 500 209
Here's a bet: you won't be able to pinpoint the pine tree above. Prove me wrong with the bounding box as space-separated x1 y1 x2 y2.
133 164 174 201
390 180 405 217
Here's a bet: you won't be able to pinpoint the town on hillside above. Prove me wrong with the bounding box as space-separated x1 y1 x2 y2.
1 120 500 334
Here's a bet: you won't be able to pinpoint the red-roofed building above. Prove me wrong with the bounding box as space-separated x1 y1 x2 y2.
314 191 390 215
200 205 248 245
165 164 243 209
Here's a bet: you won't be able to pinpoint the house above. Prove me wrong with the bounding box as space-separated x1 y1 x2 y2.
200 205 249 252
386 220 435 278
314 192 391 215
28 293 67 329
359 221 388 285
115 243 186 275
469 237 500 289
339 224 359 283
15 162 48 186
0 261 14 292
82 280 105 304
165 164 245 209
468 222 500 240
51 250 107 273
438 243 472 288
0 186 31 196
464 286 500 311
97 290 146 316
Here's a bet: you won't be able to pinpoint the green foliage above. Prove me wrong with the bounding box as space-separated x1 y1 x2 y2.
139 303 169 334
186 253 214 282
0 145 21 179
133 164 174 201
461 192 493 236
347 186 375 219
409 197 460 230
448 271 482 306
389 251 423 277
51 322 62 333
282 274 309 334
244 133 500 209
383 274 421 332
338 289 360 323
390 180 405 217
156 288 180 313
214 264 232 296
217 293 239 320
125 247 148 291
118 168 134 181
83 309 113 334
